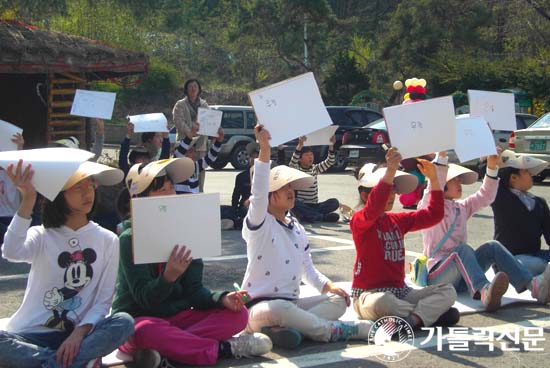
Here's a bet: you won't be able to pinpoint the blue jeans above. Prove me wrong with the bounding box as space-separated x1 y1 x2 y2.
0 312 134 368
427 241 533 298
515 250 550 277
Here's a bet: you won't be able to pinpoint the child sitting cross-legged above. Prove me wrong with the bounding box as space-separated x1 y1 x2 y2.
112 158 272 367
241 125 373 350
1 159 134 368
420 151 550 311
350 148 459 330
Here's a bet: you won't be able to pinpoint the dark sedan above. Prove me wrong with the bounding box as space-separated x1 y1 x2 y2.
339 119 389 168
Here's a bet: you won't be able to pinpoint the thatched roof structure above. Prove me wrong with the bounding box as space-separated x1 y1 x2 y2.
0 20 148 80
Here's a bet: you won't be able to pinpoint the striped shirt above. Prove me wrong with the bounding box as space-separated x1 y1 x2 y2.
289 150 335 204
173 136 221 193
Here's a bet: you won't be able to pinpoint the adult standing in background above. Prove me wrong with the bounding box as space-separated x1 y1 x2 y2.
172 79 210 192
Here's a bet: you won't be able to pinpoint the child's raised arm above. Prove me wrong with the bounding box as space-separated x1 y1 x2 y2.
246 125 272 228
6 160 36 219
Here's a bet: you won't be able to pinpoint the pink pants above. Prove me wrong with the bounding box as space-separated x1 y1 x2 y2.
119 308 248 365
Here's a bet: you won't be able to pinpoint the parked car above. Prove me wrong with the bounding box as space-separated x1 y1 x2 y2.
170 105 383 171
340 113 538 172
339 118 388 168
508 112 550 182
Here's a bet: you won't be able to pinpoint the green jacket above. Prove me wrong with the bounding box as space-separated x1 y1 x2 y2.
112 220 227 317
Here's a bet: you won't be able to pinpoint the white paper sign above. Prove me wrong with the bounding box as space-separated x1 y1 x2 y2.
70 89 116 119
383 96 456 159
304 125 339 146
128 113 168 133
0 120 23 151
197 108 223 137
0 148 95 201
468 90 516 132
454 116 497 163
249 72 333 146
131 193 222 264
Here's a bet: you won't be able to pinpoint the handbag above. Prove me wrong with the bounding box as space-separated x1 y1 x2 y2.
409 208 459 287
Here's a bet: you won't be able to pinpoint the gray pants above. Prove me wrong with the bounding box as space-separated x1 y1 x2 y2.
245 294 346 342
353 284 456 327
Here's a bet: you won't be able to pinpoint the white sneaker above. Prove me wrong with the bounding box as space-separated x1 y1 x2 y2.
221 219 235 230
531 263 550 304
228 333 273 358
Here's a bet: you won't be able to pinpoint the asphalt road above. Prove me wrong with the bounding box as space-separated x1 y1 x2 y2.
1 165 550 367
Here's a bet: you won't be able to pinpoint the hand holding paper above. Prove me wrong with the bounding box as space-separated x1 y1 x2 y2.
197 108 223 137
214 127 225 143
128 113 168 133
0 148 95 201
0 119 23 151
5 160 37 219
11 133 24 150
163 245 193 283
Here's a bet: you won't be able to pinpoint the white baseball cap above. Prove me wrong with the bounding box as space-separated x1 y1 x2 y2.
500 150 548 176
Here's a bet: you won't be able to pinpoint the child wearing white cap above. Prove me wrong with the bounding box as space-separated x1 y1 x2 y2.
0 158 133 368
351 148 458 330
420 151 550 311
112 158 272 367
241 125 372 349
492 150 550 277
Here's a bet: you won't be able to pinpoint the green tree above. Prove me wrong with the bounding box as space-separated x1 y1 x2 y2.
323 52 369 105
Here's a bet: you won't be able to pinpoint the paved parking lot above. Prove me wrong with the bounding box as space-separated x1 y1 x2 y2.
1 166 550 367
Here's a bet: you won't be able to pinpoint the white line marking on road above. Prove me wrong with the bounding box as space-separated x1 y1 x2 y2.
231 316 550 368
0 273 29 281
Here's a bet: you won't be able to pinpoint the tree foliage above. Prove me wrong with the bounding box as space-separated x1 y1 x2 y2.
1 0 549 110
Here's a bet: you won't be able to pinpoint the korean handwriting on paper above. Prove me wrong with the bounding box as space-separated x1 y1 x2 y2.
257 94 277 108
159 205 167 213
411 121 423 129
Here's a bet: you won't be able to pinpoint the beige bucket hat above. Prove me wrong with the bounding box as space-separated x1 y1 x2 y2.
129 158 195 196
446 164 478 184
500 150 548 176
357 163 418 194
269 165 314 192
62 161 124 190
125 163 141 190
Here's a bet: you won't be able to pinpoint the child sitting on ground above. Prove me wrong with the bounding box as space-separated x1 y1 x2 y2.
420 151 550 311
491 150 550 277
241 125 372 349
112 158 271 367
173 125 224 194
1 158 133 367
350 148 458 329
118 121 170 176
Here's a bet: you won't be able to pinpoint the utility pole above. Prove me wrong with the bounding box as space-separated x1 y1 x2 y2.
304 14 309 69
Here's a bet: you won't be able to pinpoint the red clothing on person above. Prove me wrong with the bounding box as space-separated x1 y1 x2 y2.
350 181 444 291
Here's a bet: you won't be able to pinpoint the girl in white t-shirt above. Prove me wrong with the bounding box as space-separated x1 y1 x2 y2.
0 158 134 368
